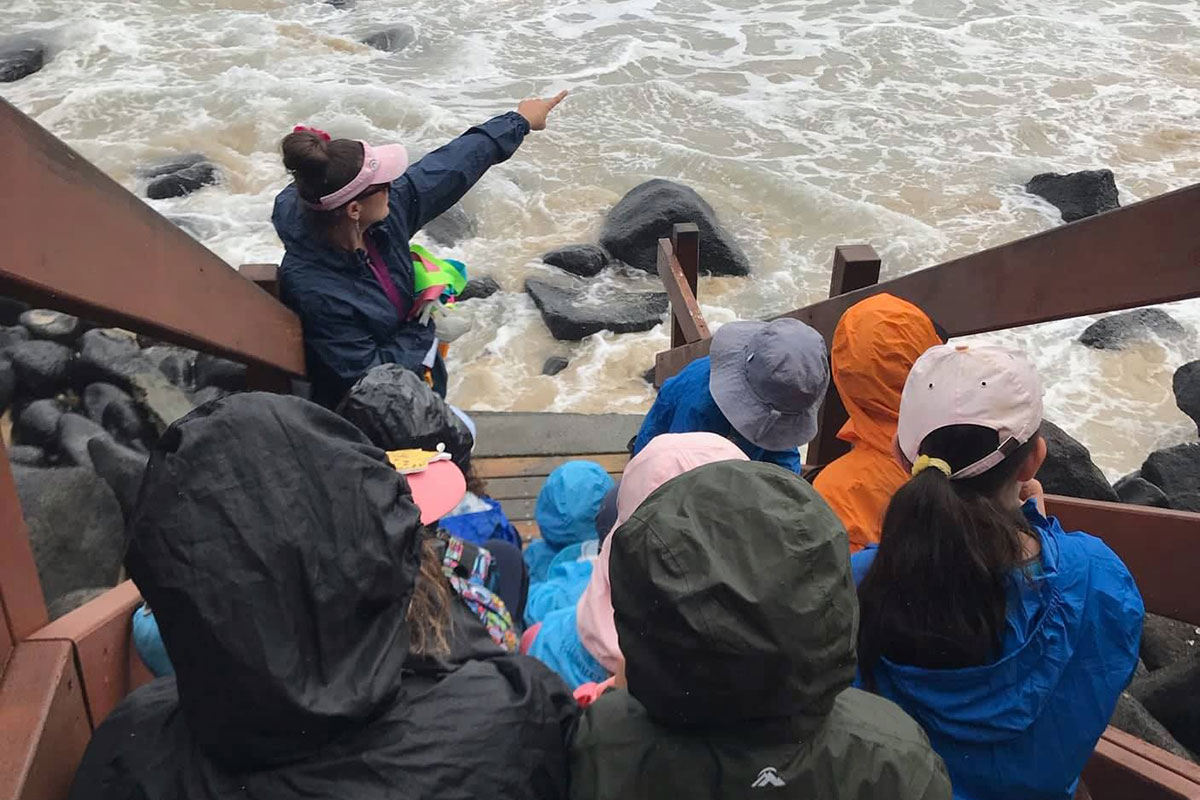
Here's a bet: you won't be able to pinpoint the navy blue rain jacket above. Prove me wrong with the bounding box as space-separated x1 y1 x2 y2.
272 112 531 407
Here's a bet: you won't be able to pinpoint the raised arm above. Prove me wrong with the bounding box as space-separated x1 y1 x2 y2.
391 91 568 233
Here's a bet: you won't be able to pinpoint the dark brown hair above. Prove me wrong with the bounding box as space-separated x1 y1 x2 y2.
407 537 454 657
280 131 364 207
857 425 1040 683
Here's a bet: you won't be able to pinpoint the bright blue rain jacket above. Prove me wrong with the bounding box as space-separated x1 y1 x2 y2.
438 495 522 548
633 357 802 473
854 501 1144 800
272 113 530 407
527 604 609 690
523 461 613 583
525 542 596 626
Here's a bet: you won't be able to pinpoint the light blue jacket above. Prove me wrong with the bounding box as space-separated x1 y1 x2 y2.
854 502 1143 800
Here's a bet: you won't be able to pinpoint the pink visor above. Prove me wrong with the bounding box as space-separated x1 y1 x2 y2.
310 141 409 211
404 459 467 525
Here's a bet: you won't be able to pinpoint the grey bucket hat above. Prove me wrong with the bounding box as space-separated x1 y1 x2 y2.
709 318 830 452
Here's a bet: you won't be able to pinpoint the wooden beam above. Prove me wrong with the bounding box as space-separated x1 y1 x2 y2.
780 182 1200 341
0 439 47 644
30 581 148 728
1085 727 1200 799
474 453 628 480
0 99 305 376
654 337 712 386
1045 496 1200 624
806 245 882 466
0 640 90 800
660 224 708 348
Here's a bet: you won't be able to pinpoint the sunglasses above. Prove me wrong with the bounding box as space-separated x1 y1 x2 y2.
353 183 389 202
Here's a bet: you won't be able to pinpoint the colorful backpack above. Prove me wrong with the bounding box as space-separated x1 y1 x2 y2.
439 533 519 653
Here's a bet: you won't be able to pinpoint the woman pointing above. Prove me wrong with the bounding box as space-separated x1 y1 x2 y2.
272 91 568 406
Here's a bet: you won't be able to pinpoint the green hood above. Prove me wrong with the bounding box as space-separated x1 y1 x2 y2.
610 460 858 727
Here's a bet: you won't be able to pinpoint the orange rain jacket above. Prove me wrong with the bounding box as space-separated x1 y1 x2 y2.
813 293 941 552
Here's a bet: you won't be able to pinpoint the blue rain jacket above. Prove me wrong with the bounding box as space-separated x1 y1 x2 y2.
634 357 802 473
438 495 522 548
525 542 596 626
855 501 1143 800
524 461 613 582
272 112 530 407
131 604 173 678
527 604 609 690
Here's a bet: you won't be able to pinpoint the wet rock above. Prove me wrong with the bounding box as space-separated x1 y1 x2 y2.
77 330 194 434
0 297 31 326
1035 420 1119 502
6 340 73 397
1142 613 1200 671
0 324 31 350
1078 308 1187 350
194 353 247 391
325 0 353 7
0 355 13 413
47 587 110 622
189 385 229 407
1131 653 1200 754
12 465 124 609
83 382 132 422
1110 692 1195 763
142 154 220 200
599 179 751 276
459 276 500 302
88 437 149 519
1141 443 1200 512
542 244 612 278
1175 361 1200 436
362 24 416 52
141 345 197 388
1026 169 1120 223
19 309 80 344
542 356 570 376
13 399 63 448
423 203 478 247
1113 472 1170 509
0 38 46 83
58 413 111 469
526 278 668 340
642 365 657 386
77 328 140 374
8 445 46 467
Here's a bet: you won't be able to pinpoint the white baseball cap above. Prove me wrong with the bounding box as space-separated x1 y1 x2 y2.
897 344 1044 480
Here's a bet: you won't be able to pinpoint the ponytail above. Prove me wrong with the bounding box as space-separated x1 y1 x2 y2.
857 425 1038 685
280 131 364 207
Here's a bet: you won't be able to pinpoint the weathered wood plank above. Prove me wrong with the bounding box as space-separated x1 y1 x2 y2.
469 413 641 458
474 453 628 479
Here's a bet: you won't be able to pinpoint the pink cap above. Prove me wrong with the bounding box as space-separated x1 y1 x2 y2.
402 459 466 525
310 141 409 211
897 344 1044 479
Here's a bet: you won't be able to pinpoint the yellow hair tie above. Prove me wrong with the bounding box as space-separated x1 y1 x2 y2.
912 455 952 478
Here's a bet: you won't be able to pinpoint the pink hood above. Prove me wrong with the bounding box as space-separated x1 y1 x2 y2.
575 432 748 673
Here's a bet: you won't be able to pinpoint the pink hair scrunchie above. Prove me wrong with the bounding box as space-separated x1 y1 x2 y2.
292 125 331 141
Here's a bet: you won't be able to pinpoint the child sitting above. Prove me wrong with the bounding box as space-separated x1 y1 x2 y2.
523 460 614 583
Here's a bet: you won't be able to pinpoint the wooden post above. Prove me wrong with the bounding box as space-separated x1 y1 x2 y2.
669 223 700 349
0 439 48 647
805 245 881 467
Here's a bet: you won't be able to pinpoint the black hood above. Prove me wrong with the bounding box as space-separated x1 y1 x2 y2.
610 461 857 727
126 393 423 769
338 364 475 468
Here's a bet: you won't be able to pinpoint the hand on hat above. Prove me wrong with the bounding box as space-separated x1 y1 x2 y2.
1019 478 1046 517
517 90 568 131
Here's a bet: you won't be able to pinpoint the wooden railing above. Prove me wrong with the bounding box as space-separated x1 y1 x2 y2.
0 99 307 800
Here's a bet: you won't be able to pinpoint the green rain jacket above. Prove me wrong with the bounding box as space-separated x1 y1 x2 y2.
569 461 951 800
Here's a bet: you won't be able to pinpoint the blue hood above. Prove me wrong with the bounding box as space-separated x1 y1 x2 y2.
865 503 1143 799
534 461 615 549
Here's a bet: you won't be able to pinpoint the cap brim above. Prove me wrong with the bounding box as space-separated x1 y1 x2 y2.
370 143 409 185
710 322 819 453
404 459 466 525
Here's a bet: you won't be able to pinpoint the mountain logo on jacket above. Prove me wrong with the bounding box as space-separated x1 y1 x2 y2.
751 767 786 788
